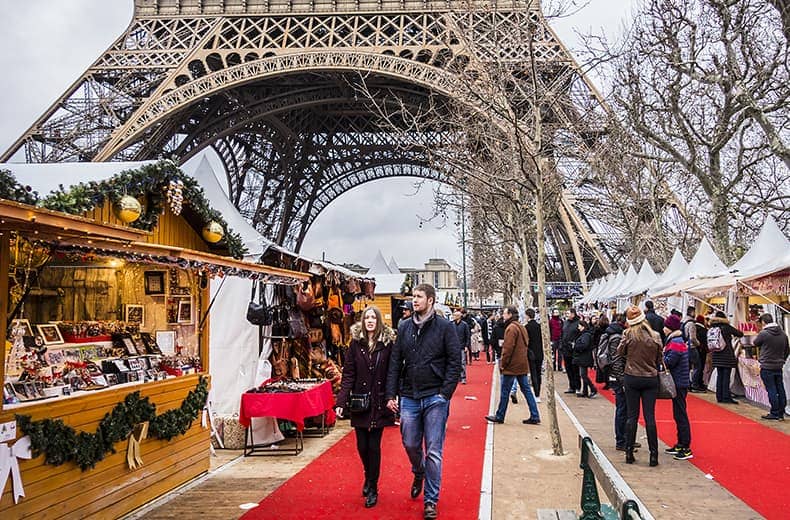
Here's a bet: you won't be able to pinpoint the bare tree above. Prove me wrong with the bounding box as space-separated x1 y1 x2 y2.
605 0 789 260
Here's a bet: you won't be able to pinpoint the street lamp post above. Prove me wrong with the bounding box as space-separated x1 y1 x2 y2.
460 194 468 308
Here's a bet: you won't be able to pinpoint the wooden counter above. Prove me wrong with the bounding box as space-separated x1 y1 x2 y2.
0 374 210 519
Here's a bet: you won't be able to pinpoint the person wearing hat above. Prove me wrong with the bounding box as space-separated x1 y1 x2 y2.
663 313 693 461
618 305 663 467
400 300 414 322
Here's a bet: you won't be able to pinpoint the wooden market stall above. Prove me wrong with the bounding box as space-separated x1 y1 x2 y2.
0 174 308 518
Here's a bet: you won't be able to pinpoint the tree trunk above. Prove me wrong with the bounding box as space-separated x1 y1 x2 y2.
710 192 732 262
520 227 534 308
535 158 564 456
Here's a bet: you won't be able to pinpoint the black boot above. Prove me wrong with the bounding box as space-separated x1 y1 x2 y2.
365 485 378 508
625 447 636 464
362 479 372 498
646 424 659 466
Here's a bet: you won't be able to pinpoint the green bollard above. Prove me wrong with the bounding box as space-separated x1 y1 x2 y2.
579 437 604 520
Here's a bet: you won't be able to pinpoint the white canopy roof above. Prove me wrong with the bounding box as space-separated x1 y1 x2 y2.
648 249 689 296
684 217 790 296
388 256 401 274
586 273 614 303
598 268 625 300
367 250 395 275
579 279 601 303
650 238 729 298
613 264 638 298
373 273 407 294
625 259 659 297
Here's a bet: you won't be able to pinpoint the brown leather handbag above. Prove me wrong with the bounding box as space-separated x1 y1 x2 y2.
296 281 315 312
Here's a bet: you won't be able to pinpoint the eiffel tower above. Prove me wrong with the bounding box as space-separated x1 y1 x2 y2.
2 0 627 283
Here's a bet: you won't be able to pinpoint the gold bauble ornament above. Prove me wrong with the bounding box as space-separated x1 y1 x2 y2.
114 195 142 223
202 221 224 243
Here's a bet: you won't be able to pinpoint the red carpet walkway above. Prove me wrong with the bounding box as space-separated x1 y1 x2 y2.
594 382 790 519
242 361 492 520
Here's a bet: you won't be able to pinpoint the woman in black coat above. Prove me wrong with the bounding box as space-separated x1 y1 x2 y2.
708 311 743 404
573 320 597 398
335 306 396 508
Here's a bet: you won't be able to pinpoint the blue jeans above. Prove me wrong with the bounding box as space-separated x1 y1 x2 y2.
760 368 787 417
496 374 540 421
460 349 467 383
611 381 627 448
400 394 450 505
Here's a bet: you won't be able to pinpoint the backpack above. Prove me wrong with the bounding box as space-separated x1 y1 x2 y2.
596 333 612 369
707 326 726 352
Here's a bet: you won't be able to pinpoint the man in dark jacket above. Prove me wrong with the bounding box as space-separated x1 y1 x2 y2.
603 314 629 450
452 310 471 384
754 314 789 420
481 312 492 364
386 284 462 520
561 308 581 393
525 308 544 400
644 300 666 344
709 311 744 404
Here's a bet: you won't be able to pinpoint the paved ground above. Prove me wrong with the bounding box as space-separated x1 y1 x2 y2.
127 364 786 519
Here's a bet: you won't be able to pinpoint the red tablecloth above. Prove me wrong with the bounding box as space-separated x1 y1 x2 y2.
239 380 336 431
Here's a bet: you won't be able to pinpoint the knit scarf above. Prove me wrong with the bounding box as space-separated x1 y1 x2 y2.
413 308 436 330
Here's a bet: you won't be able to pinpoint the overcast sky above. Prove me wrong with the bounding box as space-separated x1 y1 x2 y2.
0 0 636 270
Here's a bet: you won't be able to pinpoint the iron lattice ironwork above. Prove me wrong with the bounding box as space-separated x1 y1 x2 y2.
2 0 647 280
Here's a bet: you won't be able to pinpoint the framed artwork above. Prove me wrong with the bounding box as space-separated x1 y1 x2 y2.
37 324 64 345
155 330 176 355
10 319 33 337
177 299 193 324
144 271 166 295
121 336 141 356
139 332 162 355
124 304 145 326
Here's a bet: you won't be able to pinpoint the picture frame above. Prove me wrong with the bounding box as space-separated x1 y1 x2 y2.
124 304 145 326
155 330 176 355
36 324 64 345
177 299 193 324
10 318 33 337
122 336 140 356
144 271 166 295
139 332 162 355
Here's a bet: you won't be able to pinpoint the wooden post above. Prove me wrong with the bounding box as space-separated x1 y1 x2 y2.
0 233 9 411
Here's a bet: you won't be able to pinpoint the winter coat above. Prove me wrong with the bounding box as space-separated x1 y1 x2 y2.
645 310 666 345
603 322 626 382
471 321 483 353
754 324 790 371
549 316 563 342
500 319 531 375
452 319 471 349
336 324 397 429
481 319 492 346
386 311 462 401
525 319 544 361
618 327 663 378
572 329 595 367
681 317 699 349
709 316 743 369
663 330 690 389
561 316 580 355
491 319 505 351
696 323 708 356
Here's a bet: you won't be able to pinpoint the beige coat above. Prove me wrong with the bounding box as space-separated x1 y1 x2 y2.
500 320 530 376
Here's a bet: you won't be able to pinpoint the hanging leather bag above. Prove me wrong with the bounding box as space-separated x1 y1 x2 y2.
657 364 677 399
288 308 309 339
246 281 271 326
296 281 316 312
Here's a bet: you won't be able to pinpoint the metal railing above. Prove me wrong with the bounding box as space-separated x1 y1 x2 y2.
579 436 647 520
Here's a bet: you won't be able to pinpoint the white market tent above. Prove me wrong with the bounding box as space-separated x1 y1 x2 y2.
647 248 689 297
578 279 601 304
582 273 613 304
650 238 728 298
624 259 659 297
597 268 625 301
367 249 395 275
613 264 638 298
372 273 407 294
684 217 790 296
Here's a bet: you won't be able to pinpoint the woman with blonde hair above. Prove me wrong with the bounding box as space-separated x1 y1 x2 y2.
617 305 663 467
335 306 396 508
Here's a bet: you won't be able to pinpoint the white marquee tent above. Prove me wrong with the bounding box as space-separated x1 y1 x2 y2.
649 238 729 298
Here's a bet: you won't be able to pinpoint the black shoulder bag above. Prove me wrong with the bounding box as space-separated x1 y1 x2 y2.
246 281 271 326
349 350 381 413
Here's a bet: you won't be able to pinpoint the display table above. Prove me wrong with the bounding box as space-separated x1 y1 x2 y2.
738 356 771 408
239 380 336 456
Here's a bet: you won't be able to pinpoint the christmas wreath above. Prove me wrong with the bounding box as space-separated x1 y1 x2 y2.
16 376 209 470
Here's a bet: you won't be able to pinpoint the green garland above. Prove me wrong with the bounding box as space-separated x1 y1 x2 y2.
16 376 209 471
2 162 247 259
0 169 39 205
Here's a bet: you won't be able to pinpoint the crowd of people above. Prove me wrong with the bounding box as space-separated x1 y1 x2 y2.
334 288 788 517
